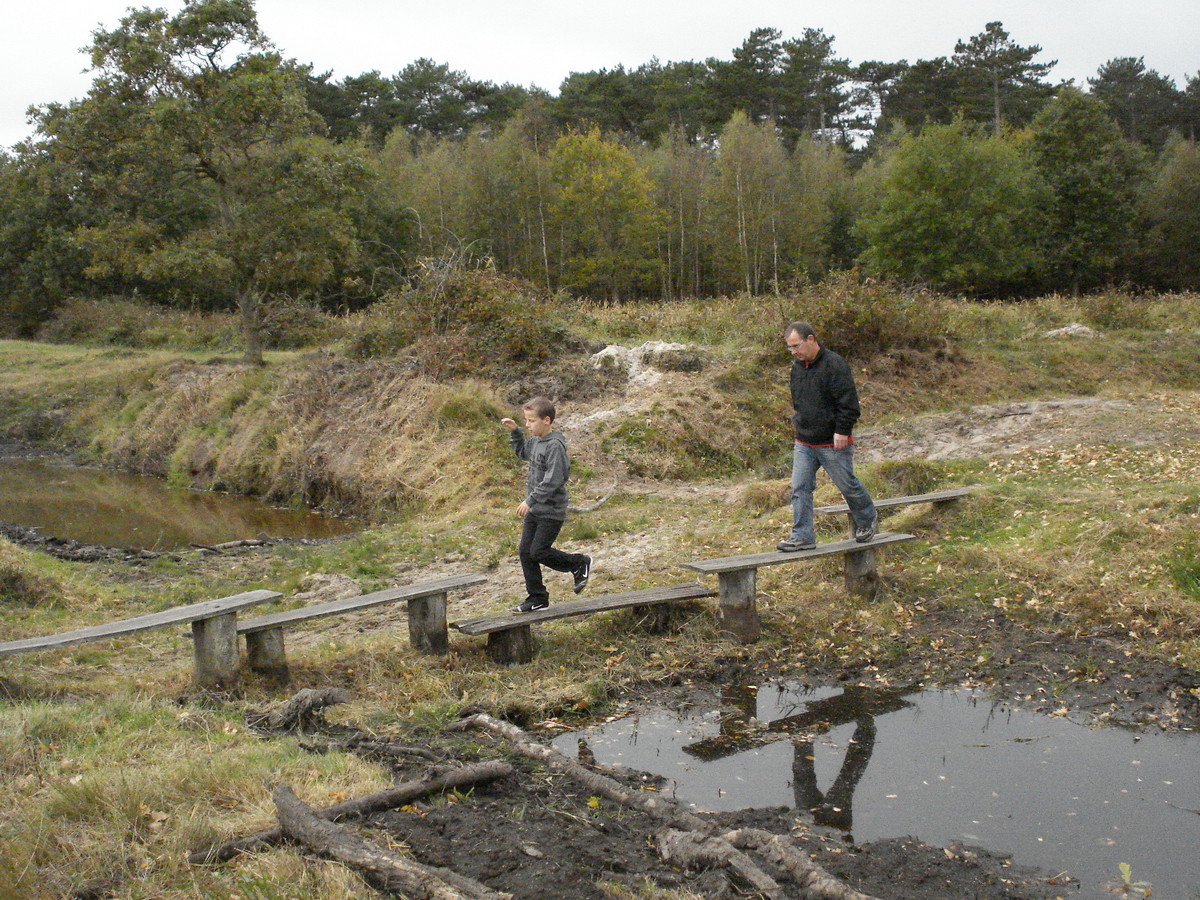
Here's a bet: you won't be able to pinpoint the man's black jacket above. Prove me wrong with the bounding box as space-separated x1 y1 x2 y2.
789 346 861 445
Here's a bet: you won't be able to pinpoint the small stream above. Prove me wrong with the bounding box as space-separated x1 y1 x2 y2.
0 455 357 550
552 682 1200 899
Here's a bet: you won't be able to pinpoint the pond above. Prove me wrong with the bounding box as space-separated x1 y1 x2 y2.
552 682 1200 900
0 455 357 551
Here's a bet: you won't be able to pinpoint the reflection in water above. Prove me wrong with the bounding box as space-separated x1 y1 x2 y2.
553 683 1200 900
0 457 357 550
688 683 912 838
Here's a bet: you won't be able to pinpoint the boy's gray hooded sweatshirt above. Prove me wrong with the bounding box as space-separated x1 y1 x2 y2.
510 428 571 520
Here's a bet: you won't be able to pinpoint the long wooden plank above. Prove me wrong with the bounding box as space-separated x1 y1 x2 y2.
683 532 917 575
238 574 486 634
0 589 281 657
452 582 715 636
815 486 980 515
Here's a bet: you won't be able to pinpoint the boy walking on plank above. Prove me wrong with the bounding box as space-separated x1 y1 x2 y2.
502 397 592 613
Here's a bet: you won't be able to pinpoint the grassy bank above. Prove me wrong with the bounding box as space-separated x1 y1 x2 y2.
0 290 1198 898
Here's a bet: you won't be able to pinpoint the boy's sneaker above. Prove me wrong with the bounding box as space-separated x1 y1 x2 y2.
854 515 878 543
777 538 817 552
514 597 549 614
573 556 592 594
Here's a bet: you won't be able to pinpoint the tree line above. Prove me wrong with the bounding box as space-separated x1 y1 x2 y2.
1 0 1197 360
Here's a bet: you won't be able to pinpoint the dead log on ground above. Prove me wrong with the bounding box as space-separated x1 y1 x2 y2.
247 687 355 733
657 829 784 898
447 713 883 900
189 759 514 864
446 713 785 897
724 828 881 900
273 783 509 900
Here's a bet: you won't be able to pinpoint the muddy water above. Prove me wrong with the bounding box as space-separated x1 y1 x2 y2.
0 456 357 550
553 683 1200 899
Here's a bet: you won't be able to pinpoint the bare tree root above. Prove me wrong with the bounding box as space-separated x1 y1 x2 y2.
189 759 514 865
272 784 510 900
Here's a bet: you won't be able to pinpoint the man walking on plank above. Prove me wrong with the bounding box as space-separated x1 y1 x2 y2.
777 321 878 552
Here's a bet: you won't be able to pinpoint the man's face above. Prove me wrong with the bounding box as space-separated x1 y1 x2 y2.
523 410 553 437
786 332 819 363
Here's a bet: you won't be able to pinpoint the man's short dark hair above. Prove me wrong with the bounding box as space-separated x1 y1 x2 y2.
785 321 816 341
523 396 556 421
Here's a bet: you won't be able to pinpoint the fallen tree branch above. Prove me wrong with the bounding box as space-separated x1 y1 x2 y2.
273 783 509 900
445 713 705 831
189 759 513 865
568 480 618 513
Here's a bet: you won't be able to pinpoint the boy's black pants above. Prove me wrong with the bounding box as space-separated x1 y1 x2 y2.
519 513 586 603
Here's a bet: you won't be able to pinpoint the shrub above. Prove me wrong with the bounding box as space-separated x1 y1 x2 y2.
344 258 567 377
36 298 239 350
0 539 60 607
766 273 953 360
35 297 342 351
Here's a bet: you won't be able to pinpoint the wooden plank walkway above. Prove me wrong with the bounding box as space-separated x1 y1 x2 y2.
815 486 980 516
452 582 716 664
0 589 281 690
684 534 917 641
238 574 486 678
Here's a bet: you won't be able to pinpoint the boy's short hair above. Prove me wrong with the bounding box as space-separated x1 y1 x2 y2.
522 396 556 422
785 321 816 341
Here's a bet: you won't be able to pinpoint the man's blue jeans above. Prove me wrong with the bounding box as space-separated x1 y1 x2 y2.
789 441 876 543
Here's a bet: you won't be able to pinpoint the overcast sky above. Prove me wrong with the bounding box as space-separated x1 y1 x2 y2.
3 0 1197 150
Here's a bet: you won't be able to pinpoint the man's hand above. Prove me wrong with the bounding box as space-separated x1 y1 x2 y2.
517 500 530 517
834 433 851 451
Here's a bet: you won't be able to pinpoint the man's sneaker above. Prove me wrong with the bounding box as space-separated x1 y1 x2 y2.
514 597 549 614
777 538 817 552
854 515 878 543
573 556 592 594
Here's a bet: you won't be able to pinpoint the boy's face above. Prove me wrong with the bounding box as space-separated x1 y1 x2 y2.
522 410 554 437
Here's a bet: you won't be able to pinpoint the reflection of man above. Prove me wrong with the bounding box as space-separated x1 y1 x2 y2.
778 321 877 552
791 717 878 835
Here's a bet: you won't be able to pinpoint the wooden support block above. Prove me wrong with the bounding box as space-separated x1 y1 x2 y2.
245 626 290 680
716 569 760 642
407 592 448 654
486 626 533 665
192 612 241 691
844 547 881 600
